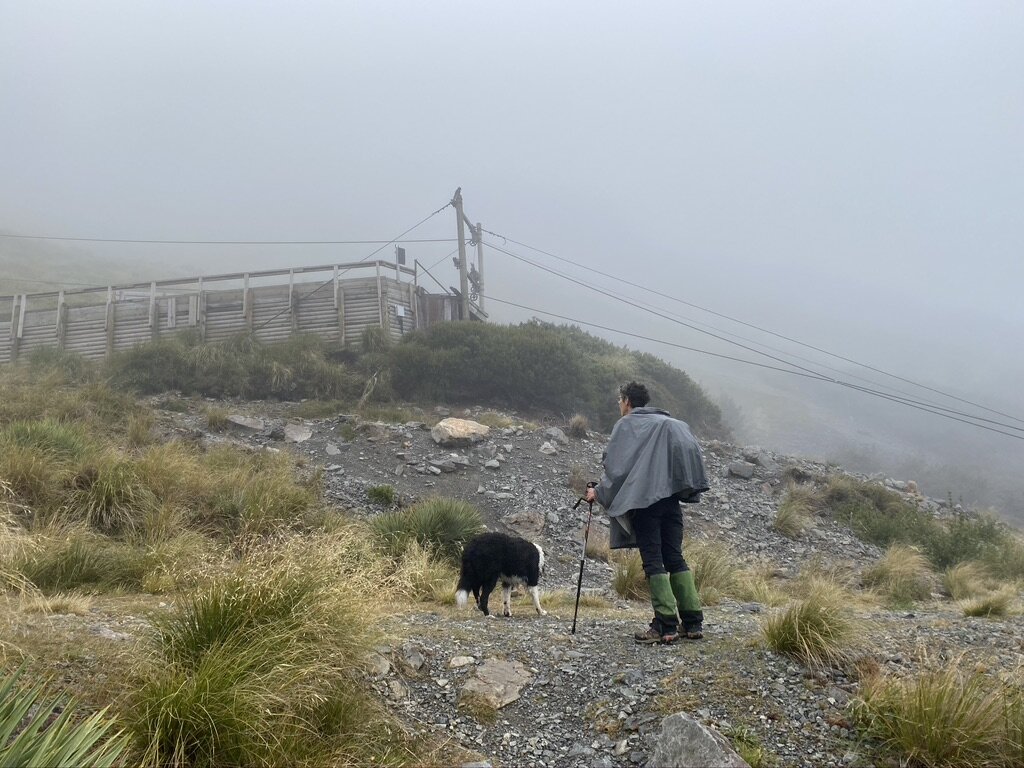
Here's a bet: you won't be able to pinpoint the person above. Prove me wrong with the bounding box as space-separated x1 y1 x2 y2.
586 381 709 644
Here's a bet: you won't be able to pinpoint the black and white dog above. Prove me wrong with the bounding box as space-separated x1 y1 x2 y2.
455 532 547 617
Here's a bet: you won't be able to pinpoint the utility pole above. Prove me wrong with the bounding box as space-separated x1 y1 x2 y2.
475 222 485 312
452 187 471 321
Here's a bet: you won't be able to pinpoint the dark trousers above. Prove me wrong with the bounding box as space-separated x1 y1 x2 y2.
632 496 688 577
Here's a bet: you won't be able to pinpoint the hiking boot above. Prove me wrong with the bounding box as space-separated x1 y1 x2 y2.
634 625 679 644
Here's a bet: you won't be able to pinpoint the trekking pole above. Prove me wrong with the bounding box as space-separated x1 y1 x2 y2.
571 482 597 634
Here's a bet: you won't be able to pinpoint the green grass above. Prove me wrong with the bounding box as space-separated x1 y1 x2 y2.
16 527 151 592
370 497 484 564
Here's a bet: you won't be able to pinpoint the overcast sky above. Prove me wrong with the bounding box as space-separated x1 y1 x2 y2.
2 2 1023 485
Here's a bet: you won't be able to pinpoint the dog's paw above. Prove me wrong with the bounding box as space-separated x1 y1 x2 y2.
536 608 548 616
503 609 512 617
485 613 498 620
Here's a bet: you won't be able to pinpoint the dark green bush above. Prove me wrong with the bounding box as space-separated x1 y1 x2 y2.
387 320 727 436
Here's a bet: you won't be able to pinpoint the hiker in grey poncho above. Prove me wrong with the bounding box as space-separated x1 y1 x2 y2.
586 381 709 644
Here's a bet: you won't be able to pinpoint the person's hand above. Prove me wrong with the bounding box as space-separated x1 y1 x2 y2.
585 486 597 504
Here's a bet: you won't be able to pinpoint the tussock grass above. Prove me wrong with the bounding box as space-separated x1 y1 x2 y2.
585 527 610 562
396 541 458 604
18 590 93 615
370 497 484 564
475 411 514 429
367 484 397 505
17 527 151 592
203 406 229 431
851 657 1008 768
531 589 612 611
567 464 588 497
686 538 738 605
961 586 1016 618
0 665 130 768
567 414 589 438
71 454 159 535
862 545 935 606
773 483 813 538
733 560 788 606
131 533 409 767
760 580 859 668
943 561 997 600
611 550 648 600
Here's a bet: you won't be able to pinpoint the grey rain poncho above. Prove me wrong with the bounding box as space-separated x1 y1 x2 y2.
594 407 709 549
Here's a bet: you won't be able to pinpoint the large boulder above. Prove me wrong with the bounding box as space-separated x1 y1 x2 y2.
727 461 756 480
431 418 490 447
650 712 749 768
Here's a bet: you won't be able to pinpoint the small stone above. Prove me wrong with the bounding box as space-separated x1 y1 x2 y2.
428 466 442 476
325 443 341 456
485 459 501 469
539 441 559 455
227 415 265 432
284 423 313 443
450 655 476 668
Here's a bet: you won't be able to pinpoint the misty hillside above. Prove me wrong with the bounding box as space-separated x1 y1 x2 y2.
0 233 204 296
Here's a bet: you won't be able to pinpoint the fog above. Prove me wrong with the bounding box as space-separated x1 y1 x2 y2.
2 2 1022 516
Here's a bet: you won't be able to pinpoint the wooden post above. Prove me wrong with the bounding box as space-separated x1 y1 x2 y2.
56 291 67 349
197 278 207 341
243 273 253 331
9 295 22 362
288 269 297 332
334 266 345 345
475 222 485 312
375 261 384 328
452 188 470 320
149 281 158 338
105 287 114 357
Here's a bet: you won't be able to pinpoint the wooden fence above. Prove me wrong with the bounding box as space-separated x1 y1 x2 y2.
0 260 473 364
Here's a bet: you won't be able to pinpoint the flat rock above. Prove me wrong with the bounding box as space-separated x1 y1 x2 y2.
284 423 313 443
449 655 476 668
459 657 533 709
507 510 545 538
651 712 749 768
325 442 341 456
539 441 559 455
727 461 756 480
227 415 265 432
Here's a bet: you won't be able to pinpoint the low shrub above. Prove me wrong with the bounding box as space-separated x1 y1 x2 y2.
862 545 934 606
370 497 484 564
204 407 229 431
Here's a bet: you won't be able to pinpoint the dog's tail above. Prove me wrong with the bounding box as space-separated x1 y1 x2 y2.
455 559 474 610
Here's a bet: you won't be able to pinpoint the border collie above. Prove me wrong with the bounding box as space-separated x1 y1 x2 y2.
455 532 547 617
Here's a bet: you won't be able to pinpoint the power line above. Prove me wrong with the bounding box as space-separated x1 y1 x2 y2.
481 228 1024 427
0 233 457 245
483 241 1024 435
485 295 1024 442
